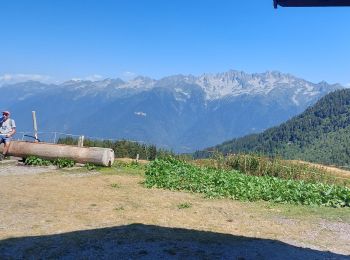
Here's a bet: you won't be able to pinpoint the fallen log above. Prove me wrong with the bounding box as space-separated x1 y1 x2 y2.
0 141 114 166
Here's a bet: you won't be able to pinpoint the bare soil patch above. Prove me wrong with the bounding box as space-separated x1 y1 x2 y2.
0 163 56 176
0 164 349 259
116 157 149 164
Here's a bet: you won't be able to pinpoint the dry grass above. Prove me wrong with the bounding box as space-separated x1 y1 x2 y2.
193 157 350 187
291 160 350 179
0 165 349 257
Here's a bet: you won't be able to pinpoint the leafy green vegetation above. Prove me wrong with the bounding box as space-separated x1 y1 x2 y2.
24 156 51 166
24 156 75 168
195 89 350 167
85 162 97 171
145 158 350 207
52 158 75 168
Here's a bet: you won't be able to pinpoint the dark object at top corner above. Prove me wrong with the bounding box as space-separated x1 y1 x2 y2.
274 0 350 8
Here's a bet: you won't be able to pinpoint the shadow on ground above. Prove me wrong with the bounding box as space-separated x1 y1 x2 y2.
0 224 348 259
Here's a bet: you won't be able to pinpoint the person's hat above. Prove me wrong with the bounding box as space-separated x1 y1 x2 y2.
2 111 10 116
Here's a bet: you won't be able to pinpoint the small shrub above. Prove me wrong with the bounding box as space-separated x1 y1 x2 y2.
52 158 75 168
25 156 51 166
86 163 97 171
177 202 192 209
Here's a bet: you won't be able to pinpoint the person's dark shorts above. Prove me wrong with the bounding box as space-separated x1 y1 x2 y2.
0 135 11 143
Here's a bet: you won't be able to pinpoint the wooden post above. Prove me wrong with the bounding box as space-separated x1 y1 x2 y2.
136 153 139 163
32 111 38 142
53 132 57 144
78 135 85 147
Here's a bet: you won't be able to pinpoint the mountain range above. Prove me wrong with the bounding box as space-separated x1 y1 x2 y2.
0 70 343 152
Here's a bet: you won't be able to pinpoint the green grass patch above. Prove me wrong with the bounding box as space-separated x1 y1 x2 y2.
145 157 350 208
273 203 350 221
103 160 145 176
110 183 120 188
113 160 145 170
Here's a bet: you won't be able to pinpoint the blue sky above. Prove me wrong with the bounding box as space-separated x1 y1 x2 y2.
1 0 349 85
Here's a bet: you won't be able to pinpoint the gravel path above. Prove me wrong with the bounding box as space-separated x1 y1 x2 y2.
0 163 56 176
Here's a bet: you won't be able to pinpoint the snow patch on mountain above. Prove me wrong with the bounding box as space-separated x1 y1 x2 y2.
118 76 155 90
194 70 324 101
8 70 343 107
174 88 191 102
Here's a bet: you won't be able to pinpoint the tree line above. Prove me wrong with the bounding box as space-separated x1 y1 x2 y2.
58 137 173 160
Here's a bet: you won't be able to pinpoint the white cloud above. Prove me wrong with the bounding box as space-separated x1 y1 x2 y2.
345 83 350 88
0 73 51 85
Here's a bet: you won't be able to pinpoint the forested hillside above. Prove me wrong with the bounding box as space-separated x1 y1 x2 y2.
196 89 350 167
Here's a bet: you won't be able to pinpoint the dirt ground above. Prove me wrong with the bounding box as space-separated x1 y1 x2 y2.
0 164 349 259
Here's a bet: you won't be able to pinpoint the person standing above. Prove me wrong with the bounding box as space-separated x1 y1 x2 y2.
0 111 16 160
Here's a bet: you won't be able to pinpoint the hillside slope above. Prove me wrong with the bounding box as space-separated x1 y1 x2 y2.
198 89 350 166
